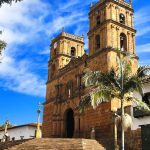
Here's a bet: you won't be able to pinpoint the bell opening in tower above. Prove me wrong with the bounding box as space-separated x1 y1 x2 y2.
120 33 127 51
71 47 76 57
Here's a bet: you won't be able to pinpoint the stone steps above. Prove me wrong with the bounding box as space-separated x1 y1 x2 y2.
0 139 31 150
6 138 106 150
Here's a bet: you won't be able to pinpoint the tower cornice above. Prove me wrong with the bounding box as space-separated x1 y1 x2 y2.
88 19 136 36
89 0 133 15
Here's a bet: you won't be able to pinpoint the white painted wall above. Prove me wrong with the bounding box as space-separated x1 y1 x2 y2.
0 126 36 141
131 82 150 130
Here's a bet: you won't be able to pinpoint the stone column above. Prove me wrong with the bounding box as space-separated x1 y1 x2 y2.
131 13 133 27
67 42 70 55
132 33 136 54
127 31 130 52
126 11 128 26
115 6 118 21
74 114 79 138
52 121 55 136
110 4 112 20
93 32 96 52
81 46 83 56
116 27 119 49
101 30 103 49
60 118 65 137
57 104 61 136
79 115 84 138
62 41 64 54
117 7 120 22
57 118 61 137
77 44 79 56
111 25 115 48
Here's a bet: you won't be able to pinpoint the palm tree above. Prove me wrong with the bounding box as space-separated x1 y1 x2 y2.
78 51 150 150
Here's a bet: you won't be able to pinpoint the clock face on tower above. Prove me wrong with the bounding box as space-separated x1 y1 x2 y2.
54 42 57 49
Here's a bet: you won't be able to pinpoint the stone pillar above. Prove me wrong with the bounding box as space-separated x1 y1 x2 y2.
67 42 70 55
81 46 83 56
131 13 133 27
52 120 57 137
127 31 130 52
77 44 79 56
93 32 96 52
111 25 115 48
79 115 84 138
105 4 108 20
57 119 61 137
74 115 79 137
60 119 65 137
117 7 120 22
101 30 103 49
132 33 136 54
110 4 112 20
62 41 64 54
115 6 118 21
116 27 119 49
126 11 128 26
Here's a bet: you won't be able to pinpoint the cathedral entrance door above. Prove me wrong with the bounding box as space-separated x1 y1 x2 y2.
65 108 74 138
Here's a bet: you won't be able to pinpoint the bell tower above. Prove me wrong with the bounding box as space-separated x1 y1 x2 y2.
88 0 137 70
48 31 85 80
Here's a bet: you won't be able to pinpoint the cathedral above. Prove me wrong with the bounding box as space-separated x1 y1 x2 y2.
42 0 140 149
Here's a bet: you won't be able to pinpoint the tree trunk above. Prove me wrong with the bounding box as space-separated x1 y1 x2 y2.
121 99 125 150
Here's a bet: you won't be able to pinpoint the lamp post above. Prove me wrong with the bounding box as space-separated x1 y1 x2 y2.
35 103 42 139
112 107 119 150
3 120 9 142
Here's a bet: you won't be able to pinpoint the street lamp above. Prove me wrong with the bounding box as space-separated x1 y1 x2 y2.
112 107 119 150
35 103 42 139
3 120 9 142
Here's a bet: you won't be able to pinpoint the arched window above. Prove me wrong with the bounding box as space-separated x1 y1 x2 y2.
71 47 76 56
66 81 73 98
120 14 125 24
120 33 127 51
96 16 101 26
95 35 100 49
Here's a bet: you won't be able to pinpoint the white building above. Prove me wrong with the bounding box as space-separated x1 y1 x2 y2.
131 77 150 149
132 77 150 130
0 123 42 141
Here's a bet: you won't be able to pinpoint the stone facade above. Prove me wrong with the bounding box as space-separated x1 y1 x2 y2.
43 0 141 149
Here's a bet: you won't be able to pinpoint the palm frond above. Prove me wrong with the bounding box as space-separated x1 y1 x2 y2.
133 98 150 113
138 66 150 78
90 87 111 109
77 95 91 113
83 70 102 87
123 75 144 96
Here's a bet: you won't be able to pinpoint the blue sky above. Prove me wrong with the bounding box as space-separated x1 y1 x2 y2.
0 0 150 125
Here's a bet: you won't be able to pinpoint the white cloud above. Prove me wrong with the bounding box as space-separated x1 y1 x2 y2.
137 43 150 65
0 0 90 97
0 0 49 97
139 59 150 66
135 6 150 37
0 52 45 97
137 43 150 53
